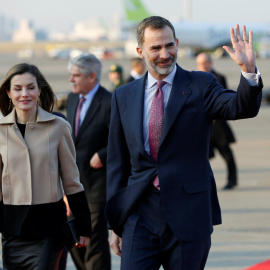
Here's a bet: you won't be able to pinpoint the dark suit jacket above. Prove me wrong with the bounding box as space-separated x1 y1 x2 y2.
105 64 262 241
67 86 112 203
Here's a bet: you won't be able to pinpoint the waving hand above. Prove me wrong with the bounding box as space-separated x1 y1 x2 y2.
223 24 256 73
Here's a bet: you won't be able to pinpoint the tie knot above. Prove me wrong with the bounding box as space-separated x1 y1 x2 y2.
157 81 166 89
78 96 86 105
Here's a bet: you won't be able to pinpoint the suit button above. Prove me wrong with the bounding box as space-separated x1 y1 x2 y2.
29 125 34 129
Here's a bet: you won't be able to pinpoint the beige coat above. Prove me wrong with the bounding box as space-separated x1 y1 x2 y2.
0 106 84 205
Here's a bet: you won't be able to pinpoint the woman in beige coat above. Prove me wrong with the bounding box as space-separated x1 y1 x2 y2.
0 63 92 269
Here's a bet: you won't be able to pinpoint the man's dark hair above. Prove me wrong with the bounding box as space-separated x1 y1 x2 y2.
136 16 176 47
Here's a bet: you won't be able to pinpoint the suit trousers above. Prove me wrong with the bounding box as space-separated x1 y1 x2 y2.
2 234 64 270
121 186 211 270
70 202 111 270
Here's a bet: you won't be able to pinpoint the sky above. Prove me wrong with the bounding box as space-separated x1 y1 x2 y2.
1 0 270 32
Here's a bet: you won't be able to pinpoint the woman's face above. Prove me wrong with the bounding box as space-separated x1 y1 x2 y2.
7 73 41 113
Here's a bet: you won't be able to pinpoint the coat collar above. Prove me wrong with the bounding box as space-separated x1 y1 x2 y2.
0 106 55 125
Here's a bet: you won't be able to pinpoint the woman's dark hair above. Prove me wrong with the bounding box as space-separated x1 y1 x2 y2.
0 63 56 116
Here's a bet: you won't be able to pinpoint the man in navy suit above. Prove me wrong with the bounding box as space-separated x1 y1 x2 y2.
106 16 263 269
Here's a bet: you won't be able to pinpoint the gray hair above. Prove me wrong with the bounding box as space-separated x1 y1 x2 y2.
136 16 176 47
68 53 102 83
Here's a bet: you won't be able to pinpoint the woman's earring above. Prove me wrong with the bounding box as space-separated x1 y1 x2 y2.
8 98 12 110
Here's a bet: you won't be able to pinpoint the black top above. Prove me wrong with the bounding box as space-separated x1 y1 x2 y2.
17 122 26 137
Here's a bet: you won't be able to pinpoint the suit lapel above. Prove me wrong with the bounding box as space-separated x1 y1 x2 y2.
69 95 79 140
75 87 102 142
160 65 191 145
125 75 150 158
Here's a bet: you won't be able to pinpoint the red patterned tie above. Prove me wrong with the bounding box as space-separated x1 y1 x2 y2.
75 96 85 137
149 81 166 189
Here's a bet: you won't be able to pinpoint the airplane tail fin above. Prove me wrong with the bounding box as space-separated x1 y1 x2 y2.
123 0 151 22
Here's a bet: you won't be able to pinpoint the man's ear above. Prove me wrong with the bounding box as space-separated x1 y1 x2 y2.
176 38 179 48
88 72 96 83
136 46 144 59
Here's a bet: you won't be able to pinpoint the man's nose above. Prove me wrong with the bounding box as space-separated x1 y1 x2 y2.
160 48 170 59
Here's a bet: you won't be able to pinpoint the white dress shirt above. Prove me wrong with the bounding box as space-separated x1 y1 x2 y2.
79 83 100 126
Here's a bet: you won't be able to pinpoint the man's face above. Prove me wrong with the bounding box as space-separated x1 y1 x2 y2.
109 71 121 83
196 54 212 72
69 65 94 95
137 26 178 80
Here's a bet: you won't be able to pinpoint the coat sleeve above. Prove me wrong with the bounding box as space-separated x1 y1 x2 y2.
58 121 83 195
58 121 92 237
203 73 262 120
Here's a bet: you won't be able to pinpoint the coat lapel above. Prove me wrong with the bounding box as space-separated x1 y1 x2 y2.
160 65 192 145
125 75 150 158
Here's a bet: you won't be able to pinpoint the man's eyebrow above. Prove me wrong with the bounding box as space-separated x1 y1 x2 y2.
149 44 161 49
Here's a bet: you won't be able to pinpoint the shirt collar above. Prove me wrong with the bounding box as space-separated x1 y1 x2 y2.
80 83 100 100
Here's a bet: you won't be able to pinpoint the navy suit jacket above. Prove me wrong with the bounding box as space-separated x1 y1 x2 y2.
105 64 262 241
66 86 111 203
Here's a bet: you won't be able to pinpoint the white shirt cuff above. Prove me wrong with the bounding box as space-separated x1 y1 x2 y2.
241 67 261 86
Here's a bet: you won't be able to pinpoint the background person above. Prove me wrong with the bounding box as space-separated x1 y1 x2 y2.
66 53 111 270
0 63 92 269
196 52 238 190
106 16 263 270
125 57 146 84
108 64 124 91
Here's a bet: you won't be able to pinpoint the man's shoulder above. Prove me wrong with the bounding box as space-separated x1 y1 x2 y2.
97 86 112 105
116 76 144 94
186 69 216 82
67 92 78 100
175 65 214 81
98 85 112 97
